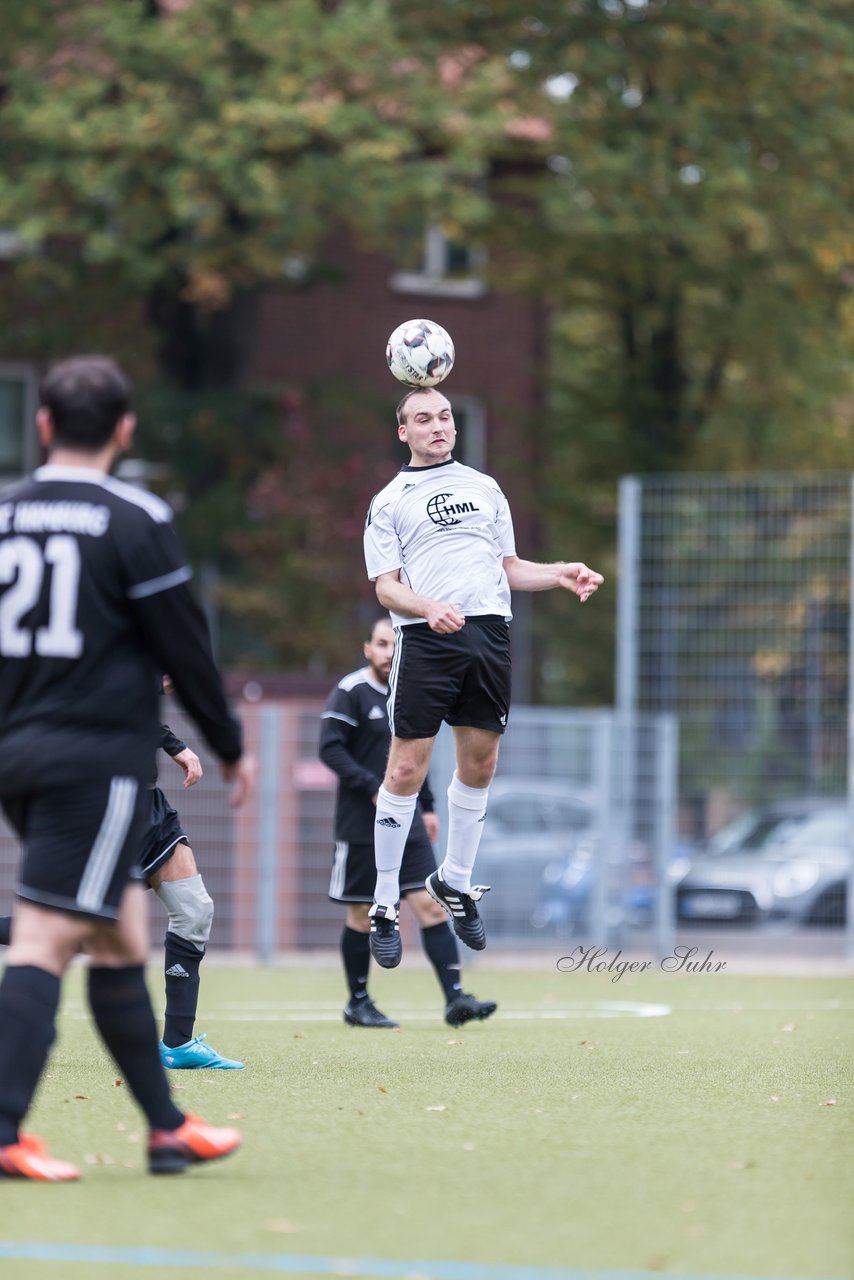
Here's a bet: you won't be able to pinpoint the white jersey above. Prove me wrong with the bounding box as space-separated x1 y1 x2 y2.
364 459 516 626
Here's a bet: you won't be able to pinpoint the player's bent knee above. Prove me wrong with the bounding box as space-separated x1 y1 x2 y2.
154 873 214 946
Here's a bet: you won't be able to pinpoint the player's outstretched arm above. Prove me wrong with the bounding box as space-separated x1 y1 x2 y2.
504 556 604 602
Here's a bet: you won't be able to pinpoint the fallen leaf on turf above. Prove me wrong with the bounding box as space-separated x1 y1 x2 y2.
73 1095 89 1101
377 1086 387 1093
819 1099 837 1106
426 1105 446 1112
114 1079 123 1087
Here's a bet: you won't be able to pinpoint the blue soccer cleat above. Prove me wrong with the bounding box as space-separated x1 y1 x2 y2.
159 1034 244 1070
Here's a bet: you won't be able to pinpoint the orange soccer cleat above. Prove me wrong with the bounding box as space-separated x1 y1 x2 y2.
147 1113 241 1175
0 1133 81 1182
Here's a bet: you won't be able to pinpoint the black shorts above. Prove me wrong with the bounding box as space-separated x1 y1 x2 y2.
137 786 190 881
2 778 148 922
329 824 438 903
388 616 512 739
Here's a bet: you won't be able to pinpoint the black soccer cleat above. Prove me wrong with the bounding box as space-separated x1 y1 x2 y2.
445 992 498 1028
368 901 402 968
343 997 399 1029
425 870 490 951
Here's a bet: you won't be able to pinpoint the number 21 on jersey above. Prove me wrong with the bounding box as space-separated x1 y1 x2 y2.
0 535 84 659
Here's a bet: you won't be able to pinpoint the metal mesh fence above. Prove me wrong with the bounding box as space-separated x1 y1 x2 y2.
618 473 853 941
0 702 676 956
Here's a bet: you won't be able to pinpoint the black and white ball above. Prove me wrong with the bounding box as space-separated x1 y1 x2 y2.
386 318 455 387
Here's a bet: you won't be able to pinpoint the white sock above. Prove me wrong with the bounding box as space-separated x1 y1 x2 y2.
373 787 418 906
439 774 490 893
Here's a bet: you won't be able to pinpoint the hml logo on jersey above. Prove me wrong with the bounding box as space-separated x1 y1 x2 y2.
426 492 480 527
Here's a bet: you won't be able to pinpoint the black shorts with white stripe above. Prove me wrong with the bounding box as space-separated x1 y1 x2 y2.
388 616 512 740
137 786 190 882
329 826 438 903
2 778 148 922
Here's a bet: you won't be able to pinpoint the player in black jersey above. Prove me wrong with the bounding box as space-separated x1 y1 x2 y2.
320 617 496 1028
363 387 603 967
0 355 253 1181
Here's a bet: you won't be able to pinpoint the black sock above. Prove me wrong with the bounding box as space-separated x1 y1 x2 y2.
421 922 463 1002
87 965 183 1133
0 965 61 1146
162 932 204 1048
341 926 370 1002
0 915 11 946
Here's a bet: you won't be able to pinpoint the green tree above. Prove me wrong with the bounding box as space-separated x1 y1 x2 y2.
475 0 854 701
2 0 853 695
0 0 531 668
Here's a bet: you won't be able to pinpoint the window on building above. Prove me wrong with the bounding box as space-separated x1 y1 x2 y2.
390 224 487 299
450 394 487 471
0 363 38 479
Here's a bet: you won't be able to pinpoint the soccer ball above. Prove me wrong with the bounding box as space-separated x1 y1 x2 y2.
386 318 455 387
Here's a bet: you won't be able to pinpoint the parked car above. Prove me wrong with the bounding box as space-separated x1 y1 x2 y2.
530 839 685 935
473 778 596 940
676 799 849 927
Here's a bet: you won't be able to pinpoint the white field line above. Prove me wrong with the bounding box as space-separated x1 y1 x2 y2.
59 1001 672 1021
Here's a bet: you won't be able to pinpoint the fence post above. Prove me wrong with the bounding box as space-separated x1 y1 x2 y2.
847 478 854 960
589 712 613 948
655 712 678 961
615 477 642 950
256 705 281 963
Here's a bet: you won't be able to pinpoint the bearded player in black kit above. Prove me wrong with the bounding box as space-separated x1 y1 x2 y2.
0 355 253 1182
320 617 496 1029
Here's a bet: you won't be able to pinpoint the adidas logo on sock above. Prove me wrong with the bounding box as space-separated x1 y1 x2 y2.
377 817 401 828
165 963 190 978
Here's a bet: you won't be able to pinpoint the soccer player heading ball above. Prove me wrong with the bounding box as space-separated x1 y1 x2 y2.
362 384 604 968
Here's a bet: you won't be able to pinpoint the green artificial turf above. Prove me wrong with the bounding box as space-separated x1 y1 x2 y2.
0 961 851 1280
